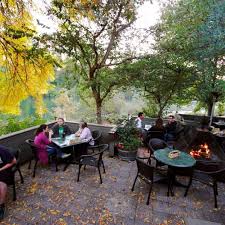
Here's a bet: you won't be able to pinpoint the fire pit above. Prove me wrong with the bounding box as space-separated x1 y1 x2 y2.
190 143 211 159
187 130 225 161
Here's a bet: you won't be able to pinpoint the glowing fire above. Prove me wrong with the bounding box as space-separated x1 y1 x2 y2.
190 143 211 159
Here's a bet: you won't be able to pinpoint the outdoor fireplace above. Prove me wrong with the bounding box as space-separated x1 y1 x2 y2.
190 143 211 159
187 130 225 161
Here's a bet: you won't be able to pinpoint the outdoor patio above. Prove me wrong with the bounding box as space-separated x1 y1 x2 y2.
2 148 225 225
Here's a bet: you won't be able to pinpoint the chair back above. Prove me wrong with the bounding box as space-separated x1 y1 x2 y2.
136 157 154 181
91 130 102 144
25 139 39 159
196 160 225 183
148 138 169 153
148 131 164 140
5 147 19 159
213 163 225 183
95 144 108 165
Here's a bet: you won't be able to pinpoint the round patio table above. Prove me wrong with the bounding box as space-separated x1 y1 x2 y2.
154 148 196 196
154 148 196 168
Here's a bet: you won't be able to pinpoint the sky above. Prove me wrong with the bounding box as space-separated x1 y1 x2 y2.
32 1 161 34
31 0 162 56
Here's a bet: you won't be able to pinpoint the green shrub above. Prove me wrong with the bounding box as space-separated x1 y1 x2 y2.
116 122 142 151
0 115 46 136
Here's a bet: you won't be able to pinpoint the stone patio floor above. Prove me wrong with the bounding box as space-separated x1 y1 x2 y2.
1 148 225 225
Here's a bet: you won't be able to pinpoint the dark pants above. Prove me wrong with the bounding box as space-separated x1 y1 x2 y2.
164 133 175 142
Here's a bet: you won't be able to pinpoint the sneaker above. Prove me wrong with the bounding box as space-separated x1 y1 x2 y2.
0 204 5 220
61 153 71 159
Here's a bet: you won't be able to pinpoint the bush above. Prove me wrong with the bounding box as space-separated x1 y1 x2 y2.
0 115 46 136
116 122 142 151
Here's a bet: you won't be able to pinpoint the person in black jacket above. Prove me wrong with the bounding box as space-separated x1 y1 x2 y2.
148 118 165 140
52 118 72 138
164 115 177 141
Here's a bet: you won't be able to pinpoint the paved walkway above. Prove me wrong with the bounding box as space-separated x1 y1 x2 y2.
2 149 225 225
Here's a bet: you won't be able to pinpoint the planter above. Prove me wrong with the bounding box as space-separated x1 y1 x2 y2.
118 148 137 161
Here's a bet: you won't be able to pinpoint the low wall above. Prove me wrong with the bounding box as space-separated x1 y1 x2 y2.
0 121 115 164
180 114 225 123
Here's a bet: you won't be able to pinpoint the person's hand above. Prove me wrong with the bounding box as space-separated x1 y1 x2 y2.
49 129 54 136
75 132 80 137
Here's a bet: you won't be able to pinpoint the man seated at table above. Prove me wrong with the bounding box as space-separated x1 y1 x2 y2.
0 145 17 220
52 117 72 138
134 112 148 144
75 122 94 145
164 115 177 142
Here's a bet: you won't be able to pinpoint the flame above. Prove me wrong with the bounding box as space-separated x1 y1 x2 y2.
190 143 211 159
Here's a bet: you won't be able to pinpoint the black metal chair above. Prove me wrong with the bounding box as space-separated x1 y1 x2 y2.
92 130 102 145
148 138 169 155
6 148 24 201
26 139 40 177
148 138 169 167
77 144 108 184
131 157 156 205
25 139 59 177
190 160 225 208
147 131 165 140
88 130 102 152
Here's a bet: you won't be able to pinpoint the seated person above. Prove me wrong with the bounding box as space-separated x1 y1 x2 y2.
164 115 177 142
0 145 17 220
52 118 72 138
175 111 185 125
34 124 70 164
134 112 147 140
199 116 210 131
75 122 94 145
148 118 165 139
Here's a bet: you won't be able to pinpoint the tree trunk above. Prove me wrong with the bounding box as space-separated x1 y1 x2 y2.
157 108 163 118
207 101 213 117
96 98 102 124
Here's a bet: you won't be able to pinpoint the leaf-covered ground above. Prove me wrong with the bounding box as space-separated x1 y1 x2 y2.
1 148 225 225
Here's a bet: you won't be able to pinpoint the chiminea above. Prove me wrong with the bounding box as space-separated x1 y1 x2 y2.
186 130 225 161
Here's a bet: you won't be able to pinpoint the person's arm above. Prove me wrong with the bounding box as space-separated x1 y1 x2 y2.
36 133 51 148
75 128 82 137
80 128 88 140
0 158 16 172
64 125 72 135
48 130 53 143
51 124 59 137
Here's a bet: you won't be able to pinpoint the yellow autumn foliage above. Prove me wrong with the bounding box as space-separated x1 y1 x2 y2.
0 0 55 115
53 0 98 21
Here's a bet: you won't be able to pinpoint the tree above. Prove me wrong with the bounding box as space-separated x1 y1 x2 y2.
120 55 194 117
155 0 225 115
48 0 147 123
0 0 55 115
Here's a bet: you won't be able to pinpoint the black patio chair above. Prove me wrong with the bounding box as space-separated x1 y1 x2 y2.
131 157 157 205
88 130 102 152
148 138 169 155
6 148 24 201
77 144 108 184
147 131 165 140
25 139 59 177
190 160 225 208
148 138 169 167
